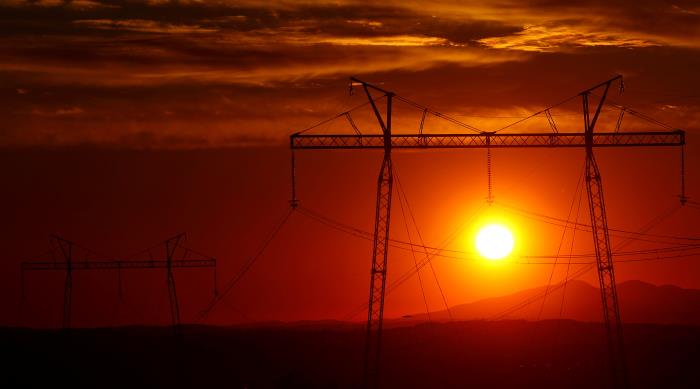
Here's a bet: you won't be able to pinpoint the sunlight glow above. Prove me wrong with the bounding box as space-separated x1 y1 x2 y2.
476 224 514 260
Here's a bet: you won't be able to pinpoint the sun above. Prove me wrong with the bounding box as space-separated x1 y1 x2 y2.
475 224 514 260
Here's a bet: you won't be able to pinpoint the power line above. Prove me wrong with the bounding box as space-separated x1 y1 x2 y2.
492 95 579 133
297 205 700 262
489 198 684 320
395 170 452 320
560 181 586 316
341 203 488 321
497 201 698 244
591 92 677 130
294 99 379 135
396 173 432 323
537 165 584 320
196 208 295 323
394 95 482 133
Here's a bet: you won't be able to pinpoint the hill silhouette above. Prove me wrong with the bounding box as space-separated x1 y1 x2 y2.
403 280 700 325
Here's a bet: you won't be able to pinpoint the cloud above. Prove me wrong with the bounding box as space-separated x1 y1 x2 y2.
29 106 85 116
478 25 659 52
54 106 84 115
0 0 698 148
390 0 700 49
308 35 450 47
0 15 526 87
73 18 217 34
0 0 117 8
68 0 118 10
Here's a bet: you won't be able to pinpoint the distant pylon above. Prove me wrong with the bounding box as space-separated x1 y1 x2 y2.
21 234 217 328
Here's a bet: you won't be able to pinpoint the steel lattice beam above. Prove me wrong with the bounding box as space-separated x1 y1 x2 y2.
291 131 684 149
22 259 216 271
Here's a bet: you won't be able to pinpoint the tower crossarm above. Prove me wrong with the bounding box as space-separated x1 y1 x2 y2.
291 130 684 150
21 259 216 271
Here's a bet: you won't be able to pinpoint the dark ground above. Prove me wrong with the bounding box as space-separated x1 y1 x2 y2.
2 320 699 388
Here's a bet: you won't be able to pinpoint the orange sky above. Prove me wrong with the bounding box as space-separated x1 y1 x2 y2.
1 0 700 328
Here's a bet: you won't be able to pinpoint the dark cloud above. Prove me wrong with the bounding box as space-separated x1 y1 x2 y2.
0 0 698 148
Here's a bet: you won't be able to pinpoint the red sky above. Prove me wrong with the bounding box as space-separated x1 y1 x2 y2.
1 0 700 328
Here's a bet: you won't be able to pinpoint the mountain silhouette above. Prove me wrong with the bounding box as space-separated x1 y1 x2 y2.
402 280 700 325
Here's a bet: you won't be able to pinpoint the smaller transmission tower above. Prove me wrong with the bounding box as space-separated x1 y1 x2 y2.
21 234 217 328
165 233 183 327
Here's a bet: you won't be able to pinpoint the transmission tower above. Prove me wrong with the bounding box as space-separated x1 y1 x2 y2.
582 76 627 387
21 233 217 328
350 79 394 389
289 76 685 388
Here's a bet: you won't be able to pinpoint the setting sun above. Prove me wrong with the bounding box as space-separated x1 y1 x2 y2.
476 224 515 260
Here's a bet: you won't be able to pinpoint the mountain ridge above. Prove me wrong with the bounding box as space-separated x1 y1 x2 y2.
399 280 700 325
